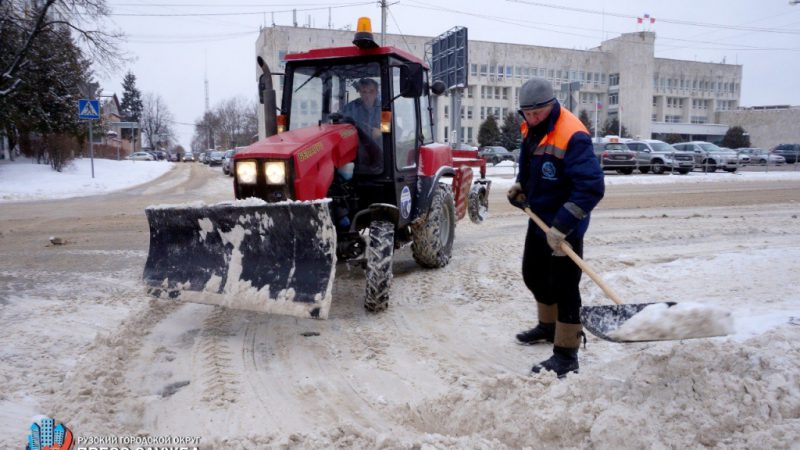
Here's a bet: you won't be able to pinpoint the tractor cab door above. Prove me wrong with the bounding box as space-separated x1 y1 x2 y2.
389 61 430 228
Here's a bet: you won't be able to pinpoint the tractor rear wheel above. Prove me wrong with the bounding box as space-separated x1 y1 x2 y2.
364 220 394 312
411 183 455 268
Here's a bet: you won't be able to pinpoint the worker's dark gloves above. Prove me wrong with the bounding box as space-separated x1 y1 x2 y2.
507 182 528 209
546 226 571 257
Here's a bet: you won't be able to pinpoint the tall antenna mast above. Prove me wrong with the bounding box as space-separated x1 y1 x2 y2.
204 50 210 112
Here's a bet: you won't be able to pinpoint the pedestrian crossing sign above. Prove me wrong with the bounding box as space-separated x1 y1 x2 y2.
78 99 100 120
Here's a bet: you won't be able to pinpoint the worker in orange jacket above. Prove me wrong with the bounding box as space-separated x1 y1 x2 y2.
508 77 605 377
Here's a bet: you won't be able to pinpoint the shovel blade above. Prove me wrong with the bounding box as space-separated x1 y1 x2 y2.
580 303 677 342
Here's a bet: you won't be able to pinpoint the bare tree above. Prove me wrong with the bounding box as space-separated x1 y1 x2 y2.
1 0 124 98
140 92 174 149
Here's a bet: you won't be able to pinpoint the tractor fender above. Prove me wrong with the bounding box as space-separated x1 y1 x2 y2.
413 165 455 221
352 203 400 229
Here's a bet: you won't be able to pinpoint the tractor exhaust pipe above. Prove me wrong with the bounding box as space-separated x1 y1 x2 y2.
257 56 278 138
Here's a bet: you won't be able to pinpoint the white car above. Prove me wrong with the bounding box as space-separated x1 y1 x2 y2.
127 152 155 161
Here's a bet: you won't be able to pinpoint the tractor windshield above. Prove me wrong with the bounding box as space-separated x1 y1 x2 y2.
289 62 381 130
289 61 384 174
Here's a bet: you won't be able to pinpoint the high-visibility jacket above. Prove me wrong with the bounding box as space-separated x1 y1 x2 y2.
516 102 604 237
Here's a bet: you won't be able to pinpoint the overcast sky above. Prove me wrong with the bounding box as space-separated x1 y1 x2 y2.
97 0 800 149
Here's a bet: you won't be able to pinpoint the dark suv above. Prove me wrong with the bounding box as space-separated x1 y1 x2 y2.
772 144 800 163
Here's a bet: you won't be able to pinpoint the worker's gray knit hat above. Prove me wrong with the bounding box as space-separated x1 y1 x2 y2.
518 77 556 110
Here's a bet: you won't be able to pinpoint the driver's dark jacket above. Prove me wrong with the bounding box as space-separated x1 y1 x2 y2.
515 102 604 238
341 98 382 169
342 98 381 138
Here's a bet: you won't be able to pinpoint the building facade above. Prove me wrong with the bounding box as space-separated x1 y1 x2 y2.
255 25 743 145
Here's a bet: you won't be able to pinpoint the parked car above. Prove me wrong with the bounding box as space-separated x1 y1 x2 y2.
771 143 800 163
737 148 785 166
453 142 479 152
183 151 195 162
626 140 695 174
222 149 238 176
127 151 155 161
672 141 747 172
593 141 637 175
478 146 515 165
206 150 225 166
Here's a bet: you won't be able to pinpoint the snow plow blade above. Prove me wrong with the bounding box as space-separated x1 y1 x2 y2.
143 199 336 319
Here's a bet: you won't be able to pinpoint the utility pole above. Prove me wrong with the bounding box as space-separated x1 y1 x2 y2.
380 0 387 45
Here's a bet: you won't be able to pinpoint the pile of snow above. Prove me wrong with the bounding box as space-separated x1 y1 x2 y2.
0 156 173 203
608 302 735 341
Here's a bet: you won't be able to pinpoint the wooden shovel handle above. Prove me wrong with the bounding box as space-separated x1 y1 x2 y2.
524 207 625 305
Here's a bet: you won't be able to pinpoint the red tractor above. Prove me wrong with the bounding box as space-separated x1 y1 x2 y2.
144 18 491 318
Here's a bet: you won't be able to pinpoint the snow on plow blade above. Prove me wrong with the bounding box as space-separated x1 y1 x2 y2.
143 199 336 319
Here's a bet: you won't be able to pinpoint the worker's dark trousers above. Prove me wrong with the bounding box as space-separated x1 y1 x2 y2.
521 219 584 324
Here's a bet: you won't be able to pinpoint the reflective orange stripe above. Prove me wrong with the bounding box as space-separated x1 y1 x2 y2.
537 109 588 160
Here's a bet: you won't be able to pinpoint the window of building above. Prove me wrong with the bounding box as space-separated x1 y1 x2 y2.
665 115 682 123
480 64 487 77
502 87 509 100
609 93 618 105
480 107 485 120
653 96 657 107
494 87 501 99
471 64 478 77
467 106 473 119
609 73 620 86
467 127 473 141
444 105 448 119
691 116 707 124
496 65 503 79
651 114 657 121
601 73 606 84
507 66 513 78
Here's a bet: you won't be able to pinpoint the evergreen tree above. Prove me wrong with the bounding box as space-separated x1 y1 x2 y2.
499 112 522 150
578 109 594 136
600 117 630 138
120 71 143 145
120 72 143 122
477 115 501 147
721 126 750 149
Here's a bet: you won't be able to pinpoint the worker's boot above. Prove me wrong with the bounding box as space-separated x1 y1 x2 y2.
531 321 584 378
515 303 557 345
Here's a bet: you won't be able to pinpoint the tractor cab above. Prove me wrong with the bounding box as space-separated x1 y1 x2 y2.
278 40 437 233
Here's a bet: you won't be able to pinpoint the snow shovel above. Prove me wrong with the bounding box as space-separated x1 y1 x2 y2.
523 207 732 342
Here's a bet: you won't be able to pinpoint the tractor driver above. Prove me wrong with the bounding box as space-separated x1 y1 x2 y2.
341 78 383 172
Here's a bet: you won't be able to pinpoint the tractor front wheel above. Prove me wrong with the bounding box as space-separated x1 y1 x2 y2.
411 183 455 268
364 220 394 312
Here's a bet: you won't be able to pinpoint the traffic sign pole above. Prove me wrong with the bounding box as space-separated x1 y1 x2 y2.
79 99 101 178
89 124 94 178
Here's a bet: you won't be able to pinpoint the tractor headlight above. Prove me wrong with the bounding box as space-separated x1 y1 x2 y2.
264 161 286 185
236 161 258 184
